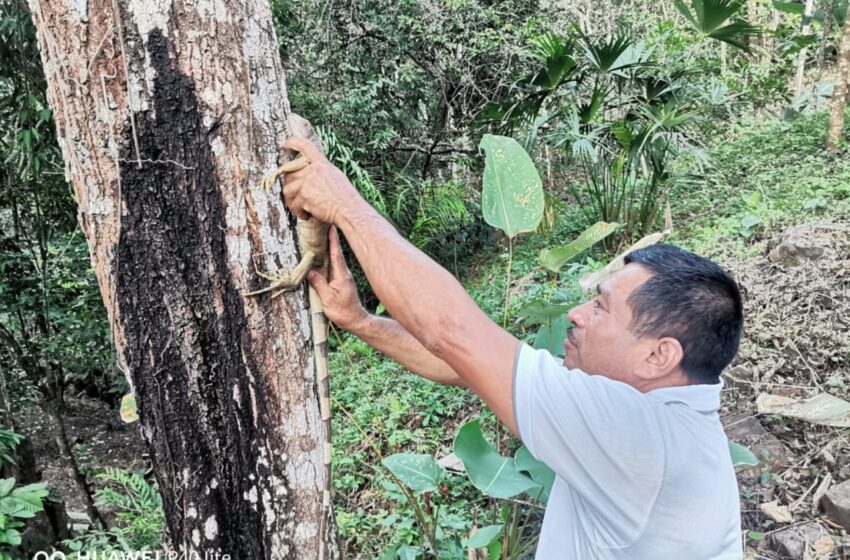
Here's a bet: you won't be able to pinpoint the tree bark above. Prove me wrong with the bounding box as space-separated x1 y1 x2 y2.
793 0 817 97
827 9 850 150
27 1 336 557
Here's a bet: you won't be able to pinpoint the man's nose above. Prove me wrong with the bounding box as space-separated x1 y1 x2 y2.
567 302 589 327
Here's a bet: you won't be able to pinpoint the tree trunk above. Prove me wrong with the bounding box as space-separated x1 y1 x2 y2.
27 1 336 557
794 0 817 97
761 7 781 67
827 9 850 150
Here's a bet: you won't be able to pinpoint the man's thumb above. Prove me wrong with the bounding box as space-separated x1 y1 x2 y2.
306 269 330 297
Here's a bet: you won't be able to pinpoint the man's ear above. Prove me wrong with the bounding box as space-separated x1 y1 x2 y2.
644 337 684 379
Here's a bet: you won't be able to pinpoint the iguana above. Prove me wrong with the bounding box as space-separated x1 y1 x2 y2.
248 123 333 559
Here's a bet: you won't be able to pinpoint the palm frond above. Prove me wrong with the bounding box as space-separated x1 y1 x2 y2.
526 33 579 91
578 84 607 124
579 32 651 75
674 0 760 50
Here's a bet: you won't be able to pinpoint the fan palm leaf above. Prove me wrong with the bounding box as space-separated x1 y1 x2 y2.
673 0 761 50
579 32 651 75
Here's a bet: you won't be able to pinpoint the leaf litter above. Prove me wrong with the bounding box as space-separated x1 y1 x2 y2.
721 221 849 558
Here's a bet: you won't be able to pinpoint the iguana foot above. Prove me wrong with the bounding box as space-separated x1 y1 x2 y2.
247 251 318 299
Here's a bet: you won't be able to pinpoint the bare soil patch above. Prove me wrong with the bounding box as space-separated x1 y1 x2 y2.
721 221 850 559
19 395 147 520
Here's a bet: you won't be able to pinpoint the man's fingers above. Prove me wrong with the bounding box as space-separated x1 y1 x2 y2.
283 180 311 220
283 137 324 163
328 226 350 277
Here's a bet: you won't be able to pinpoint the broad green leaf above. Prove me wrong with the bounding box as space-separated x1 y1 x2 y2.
0 479 14 499
741 214 762 230
487 539 503 560
0 497 40 518
120 393 138 423
674 0 760 51
453 420 539 498
728 441 759 467
468 524 504 548
12 482 48 506
533 315 569 356
517 300 571 326
479 135 544 238
803 197 827 210
538 222 620 272
515 447 555 502
744 190 761 207
3 528 21 547
747 530 766 541
382 453 441 493
396 544 422 560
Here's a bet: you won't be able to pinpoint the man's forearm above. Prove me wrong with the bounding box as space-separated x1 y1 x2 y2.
335 201 520 436
350 315 467 387
337 203 480 358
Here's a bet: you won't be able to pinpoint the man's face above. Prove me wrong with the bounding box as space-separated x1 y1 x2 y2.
564 263 654 383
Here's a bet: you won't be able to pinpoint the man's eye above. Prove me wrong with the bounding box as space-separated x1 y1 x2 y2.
593 299 602 310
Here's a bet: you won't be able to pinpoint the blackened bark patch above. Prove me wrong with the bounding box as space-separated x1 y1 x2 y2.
115 30 290 556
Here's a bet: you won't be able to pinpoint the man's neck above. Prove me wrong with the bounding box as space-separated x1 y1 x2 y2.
633 369 693 393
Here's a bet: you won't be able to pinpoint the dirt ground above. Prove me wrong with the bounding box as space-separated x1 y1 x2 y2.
721 221 850 559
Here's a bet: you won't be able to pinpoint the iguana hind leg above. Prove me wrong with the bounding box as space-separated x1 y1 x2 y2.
247 250 318 298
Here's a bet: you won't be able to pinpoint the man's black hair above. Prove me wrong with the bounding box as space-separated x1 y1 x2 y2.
623 243 743 385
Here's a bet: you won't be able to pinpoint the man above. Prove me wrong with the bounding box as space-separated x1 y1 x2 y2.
280 138 744 559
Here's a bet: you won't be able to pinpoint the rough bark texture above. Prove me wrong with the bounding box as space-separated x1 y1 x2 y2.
27 1 336 557
827 9 850 150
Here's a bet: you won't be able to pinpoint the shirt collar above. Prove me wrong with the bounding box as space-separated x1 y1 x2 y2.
646 378 723 413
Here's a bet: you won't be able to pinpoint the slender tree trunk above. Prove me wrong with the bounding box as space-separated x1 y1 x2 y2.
45 396 106 528
761 8 781 67
794 0 817 97
827 10 850 150
27 1 336 557
747 0 761 56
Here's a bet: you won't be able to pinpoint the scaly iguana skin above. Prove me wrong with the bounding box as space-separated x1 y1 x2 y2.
248 144 334 559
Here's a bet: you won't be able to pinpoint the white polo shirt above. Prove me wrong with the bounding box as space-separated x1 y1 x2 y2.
513 343 742 559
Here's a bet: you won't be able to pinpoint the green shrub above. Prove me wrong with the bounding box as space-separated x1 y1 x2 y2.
0 428 47 560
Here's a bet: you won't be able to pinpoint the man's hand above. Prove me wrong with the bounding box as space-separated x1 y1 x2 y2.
281 137 367 224
306 226 369 330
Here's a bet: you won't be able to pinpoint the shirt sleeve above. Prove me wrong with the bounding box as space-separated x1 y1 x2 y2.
513 343 665 546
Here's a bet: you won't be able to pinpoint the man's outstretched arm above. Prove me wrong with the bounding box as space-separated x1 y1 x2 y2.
308 227 467 388
282 138 520 434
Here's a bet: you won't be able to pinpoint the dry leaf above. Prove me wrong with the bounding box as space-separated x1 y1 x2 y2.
579 230 670 292
756 393 850 427
812 535 835 557
761 500 793 523
437 452 465 473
